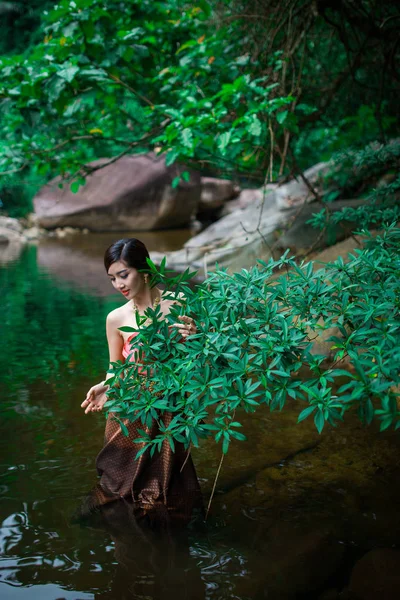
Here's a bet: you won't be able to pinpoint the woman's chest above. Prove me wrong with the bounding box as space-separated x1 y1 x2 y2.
118 300 174 344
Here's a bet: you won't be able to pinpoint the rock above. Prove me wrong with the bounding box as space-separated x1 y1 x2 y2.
33 153 201 231
197 177 239 218
349 548 400 600
0 217 26 263
275 162 329 210
0 216 23 235
190 219 203 234
150 186 365 277
221 187 275 216
151 163 332 275
25 212 39 227
0 216 26 247
23 226 42 240
222 163 328 217
248 525 345 599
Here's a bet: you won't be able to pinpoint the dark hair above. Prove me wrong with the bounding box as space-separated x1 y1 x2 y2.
104 238 150 272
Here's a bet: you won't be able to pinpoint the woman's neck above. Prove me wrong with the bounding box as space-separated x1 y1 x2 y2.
131 286 160 312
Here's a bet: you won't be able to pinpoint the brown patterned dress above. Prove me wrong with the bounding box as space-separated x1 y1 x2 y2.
91 333 202 519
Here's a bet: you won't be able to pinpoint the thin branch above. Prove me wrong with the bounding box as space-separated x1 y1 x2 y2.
268 118 274 181
180 443 192 473
0 163 27 176
206 452 224 519
107 73 155 108
32 134 146 155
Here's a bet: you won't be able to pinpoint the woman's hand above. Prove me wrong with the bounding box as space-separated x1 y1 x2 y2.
170 315 197 339
81 381 109 414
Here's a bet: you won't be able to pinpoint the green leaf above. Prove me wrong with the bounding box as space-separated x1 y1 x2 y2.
222 436 230 454
119 27 144 41
57 65 79 83
297 405 316 423
172 176 181 188
176 40 198 55
165 149 179 167
79 68 108 80
181 171 190 182
314 409 325 434
47 77 66 102
230 430 247 441
277 110 288 125
113 417 129 437
181 128 193 149
135 446 149 459
365 398 374 424
218 131 231 153
249 116 262 136
198 0 211 17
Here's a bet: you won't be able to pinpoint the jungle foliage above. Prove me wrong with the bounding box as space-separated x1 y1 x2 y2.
0 0 399 215
105 223 400 455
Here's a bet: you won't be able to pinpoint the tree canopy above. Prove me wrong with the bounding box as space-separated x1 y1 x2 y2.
0 0 399 213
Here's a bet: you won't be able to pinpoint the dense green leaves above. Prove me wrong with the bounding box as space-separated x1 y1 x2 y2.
104 224 400 457
1 0 398 217
0 0 294 189
308 140 400 232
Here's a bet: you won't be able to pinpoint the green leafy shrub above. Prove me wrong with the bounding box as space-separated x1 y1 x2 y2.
104 225 400 457
308 139 400 231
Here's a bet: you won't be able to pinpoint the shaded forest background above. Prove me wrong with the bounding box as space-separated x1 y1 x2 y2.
0 0 398 218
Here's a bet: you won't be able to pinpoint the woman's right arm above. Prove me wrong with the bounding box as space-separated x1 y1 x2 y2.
105 310 125 377
81 311 124 414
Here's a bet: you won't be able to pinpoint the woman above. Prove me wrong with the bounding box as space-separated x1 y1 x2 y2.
80 238 202 518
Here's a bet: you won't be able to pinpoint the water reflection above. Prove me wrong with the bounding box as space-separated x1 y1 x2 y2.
0 239 25 266
0 245 119 395
1 237 400 599
79 501 206 600
37 229 192 297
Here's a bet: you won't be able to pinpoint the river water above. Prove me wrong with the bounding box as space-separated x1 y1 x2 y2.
1 234 400 600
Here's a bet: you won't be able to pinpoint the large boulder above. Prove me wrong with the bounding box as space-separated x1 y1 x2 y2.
221 184 278 215
222 162 327 217
149 162 365 276
197 177 240 218
33 153 201 231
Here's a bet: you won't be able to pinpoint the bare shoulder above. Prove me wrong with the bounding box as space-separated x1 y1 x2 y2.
106 304 128 326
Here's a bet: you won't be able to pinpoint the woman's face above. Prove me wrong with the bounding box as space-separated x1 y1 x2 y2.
107 260 143 300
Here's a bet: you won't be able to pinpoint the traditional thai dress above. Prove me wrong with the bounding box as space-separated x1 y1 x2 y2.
90 333 202 519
